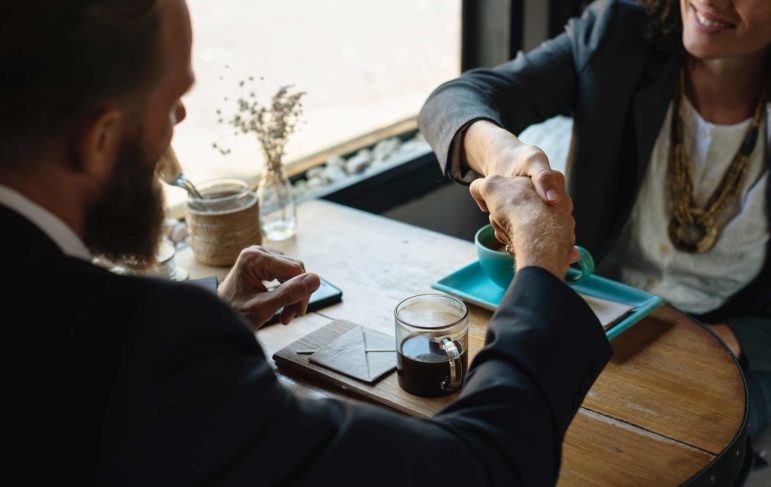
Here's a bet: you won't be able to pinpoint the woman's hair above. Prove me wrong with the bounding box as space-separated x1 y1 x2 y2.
639 0 683 48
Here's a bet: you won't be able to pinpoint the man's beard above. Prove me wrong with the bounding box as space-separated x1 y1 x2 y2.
83 132 165 269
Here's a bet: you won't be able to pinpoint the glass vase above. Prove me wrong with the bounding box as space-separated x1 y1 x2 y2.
257 163 297 240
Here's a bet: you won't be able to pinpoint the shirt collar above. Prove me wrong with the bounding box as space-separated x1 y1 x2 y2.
0 184 92 261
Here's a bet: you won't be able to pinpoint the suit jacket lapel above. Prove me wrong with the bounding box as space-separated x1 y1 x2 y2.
632 50 681 185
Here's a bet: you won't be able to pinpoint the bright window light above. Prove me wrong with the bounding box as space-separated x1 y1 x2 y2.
166 0 461 208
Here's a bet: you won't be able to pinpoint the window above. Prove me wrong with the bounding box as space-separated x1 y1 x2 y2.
167 0 461 208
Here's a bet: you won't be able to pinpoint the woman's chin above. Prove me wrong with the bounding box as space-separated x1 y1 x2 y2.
682 35 730 62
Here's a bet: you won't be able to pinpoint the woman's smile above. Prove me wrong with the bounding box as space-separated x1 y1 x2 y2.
689 2 737 34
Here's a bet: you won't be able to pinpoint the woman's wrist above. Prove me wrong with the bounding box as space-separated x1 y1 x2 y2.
464 120 511 176
465 120 529 178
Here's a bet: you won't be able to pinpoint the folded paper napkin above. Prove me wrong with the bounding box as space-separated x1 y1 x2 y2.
309 325 396 383
581 294 635 331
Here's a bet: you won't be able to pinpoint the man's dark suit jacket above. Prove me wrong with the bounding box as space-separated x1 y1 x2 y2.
4 204 610 486
419 0 769 436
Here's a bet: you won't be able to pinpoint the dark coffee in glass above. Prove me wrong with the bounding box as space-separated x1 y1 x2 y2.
394 294 469 397
397 335 468 397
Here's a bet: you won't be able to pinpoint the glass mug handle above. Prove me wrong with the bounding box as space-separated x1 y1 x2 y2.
440 337 463 392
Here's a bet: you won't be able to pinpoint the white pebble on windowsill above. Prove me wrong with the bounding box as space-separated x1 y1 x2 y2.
345 149 373 174
306 166 328 182
322 165 348 183
306 177 325 190
372 137 400 163
326 154 346 169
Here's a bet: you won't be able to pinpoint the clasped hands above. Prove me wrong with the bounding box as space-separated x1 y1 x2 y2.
216 178 575 331
215 121 575 329
465 120 742 357
216 123 575 328
465 121 578 280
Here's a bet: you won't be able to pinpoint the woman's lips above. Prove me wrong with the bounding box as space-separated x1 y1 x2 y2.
690 3 736 33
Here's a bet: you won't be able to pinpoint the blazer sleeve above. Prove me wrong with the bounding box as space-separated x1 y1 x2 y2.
99 268 611 487
417 0 624 175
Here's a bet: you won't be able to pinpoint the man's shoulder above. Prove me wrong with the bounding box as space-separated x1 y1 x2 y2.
20 256 258 394
64 260 242 335
15 254 248 349
7 257 265 484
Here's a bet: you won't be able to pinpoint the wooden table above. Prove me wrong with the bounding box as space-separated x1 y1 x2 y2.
177 199 748 486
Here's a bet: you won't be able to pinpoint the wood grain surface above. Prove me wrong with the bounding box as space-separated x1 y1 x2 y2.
176 199 746 486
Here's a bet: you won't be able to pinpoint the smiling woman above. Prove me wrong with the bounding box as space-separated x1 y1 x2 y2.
164 0 461 208
418 0 769 480
679 0 771 62
642 0 771 63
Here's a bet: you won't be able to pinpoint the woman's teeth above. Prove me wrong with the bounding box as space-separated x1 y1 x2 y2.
695 10 732 29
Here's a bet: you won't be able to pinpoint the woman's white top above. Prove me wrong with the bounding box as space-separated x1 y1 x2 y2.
599 99 770 315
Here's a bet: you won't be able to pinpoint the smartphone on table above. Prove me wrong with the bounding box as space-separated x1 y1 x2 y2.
265 277 342 325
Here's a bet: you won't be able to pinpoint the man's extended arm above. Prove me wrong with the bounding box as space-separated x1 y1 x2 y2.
99 178 612 486
98 267 610 486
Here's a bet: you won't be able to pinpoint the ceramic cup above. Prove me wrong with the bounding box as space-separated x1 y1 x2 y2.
186 178 261 266
474 224 594 288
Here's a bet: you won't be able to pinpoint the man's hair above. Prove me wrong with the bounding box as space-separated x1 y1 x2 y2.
639 0 682 49
0 1 166 168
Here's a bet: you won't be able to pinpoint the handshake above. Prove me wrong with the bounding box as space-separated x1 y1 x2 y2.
217 172 576 329
470 173 578 280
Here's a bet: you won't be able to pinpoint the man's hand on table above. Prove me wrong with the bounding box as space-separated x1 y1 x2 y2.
218 246 320 328
469 174 577 280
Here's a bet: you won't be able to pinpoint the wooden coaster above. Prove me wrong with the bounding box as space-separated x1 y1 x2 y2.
273 319 461 416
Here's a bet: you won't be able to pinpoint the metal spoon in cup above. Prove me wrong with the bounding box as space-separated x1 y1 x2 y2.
156 146 204 200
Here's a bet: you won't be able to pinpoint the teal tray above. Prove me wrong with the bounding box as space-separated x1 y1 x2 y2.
432 261 665 340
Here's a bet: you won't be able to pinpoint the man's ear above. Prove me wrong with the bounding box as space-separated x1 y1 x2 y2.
75 108 124 179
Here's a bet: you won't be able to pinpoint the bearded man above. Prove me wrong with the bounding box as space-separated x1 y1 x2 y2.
1 1 610 485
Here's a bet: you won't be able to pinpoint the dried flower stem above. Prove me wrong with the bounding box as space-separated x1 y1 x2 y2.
214 81 305 174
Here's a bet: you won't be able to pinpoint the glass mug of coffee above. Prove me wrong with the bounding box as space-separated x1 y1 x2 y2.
394 294 469 397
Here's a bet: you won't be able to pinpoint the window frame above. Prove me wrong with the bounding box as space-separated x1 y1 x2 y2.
167 0 564 219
